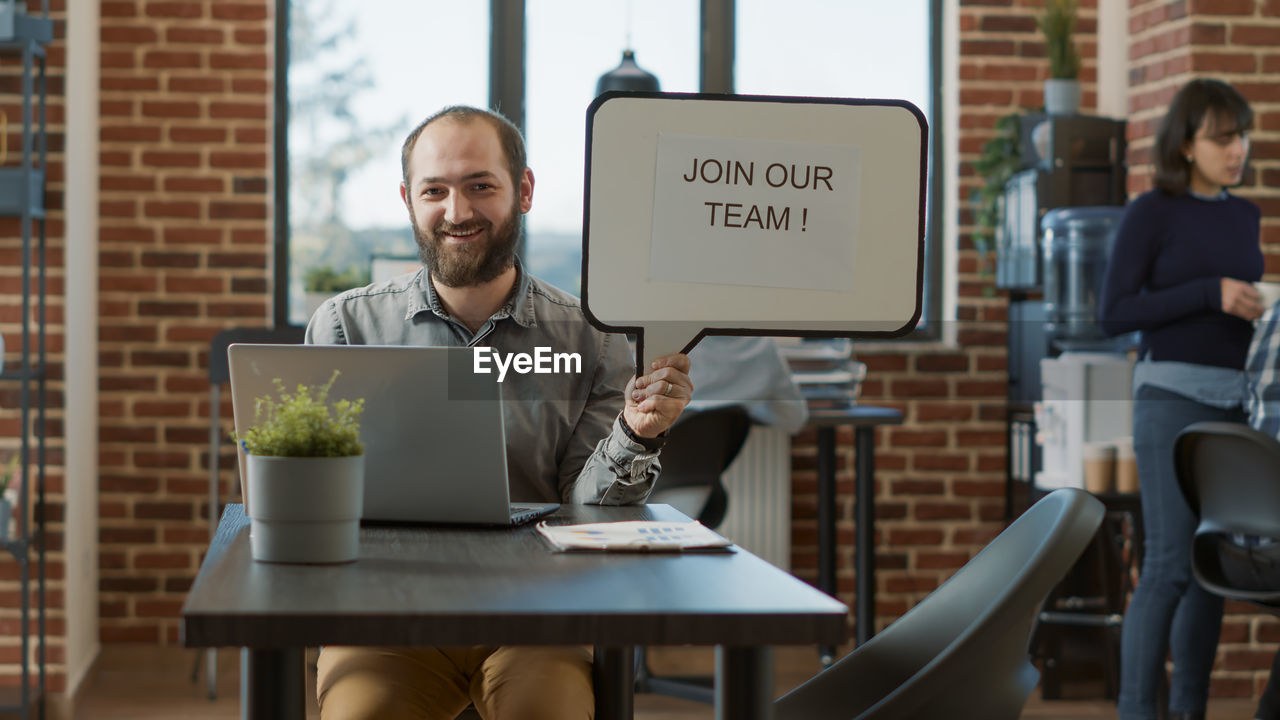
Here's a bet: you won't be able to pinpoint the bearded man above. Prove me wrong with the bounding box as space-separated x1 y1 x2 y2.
304 106 693 720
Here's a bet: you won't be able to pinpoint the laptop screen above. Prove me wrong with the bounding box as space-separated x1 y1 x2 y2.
228 344 518 524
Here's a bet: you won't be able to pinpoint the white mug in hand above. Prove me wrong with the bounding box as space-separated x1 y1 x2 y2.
1256 282 1280 318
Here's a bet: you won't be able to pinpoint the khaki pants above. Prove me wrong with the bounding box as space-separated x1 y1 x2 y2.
316 645 594 720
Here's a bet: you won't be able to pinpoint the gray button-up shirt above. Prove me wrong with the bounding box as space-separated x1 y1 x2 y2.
304 263 659 505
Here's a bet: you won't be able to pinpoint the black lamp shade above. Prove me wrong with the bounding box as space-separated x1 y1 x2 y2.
595 49 661 95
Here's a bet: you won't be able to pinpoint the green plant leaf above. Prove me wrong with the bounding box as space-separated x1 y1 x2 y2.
0 454 16 494
1037 0 1081 79
970 110 1025 278
231 370 365 457
303 264 371 293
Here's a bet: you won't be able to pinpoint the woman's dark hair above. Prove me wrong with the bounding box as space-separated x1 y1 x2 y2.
1154 78 1253 195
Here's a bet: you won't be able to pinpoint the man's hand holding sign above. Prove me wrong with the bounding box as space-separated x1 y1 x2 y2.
625 353 694 441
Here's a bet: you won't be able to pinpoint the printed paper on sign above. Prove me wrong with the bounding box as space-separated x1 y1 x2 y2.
650 134 861 293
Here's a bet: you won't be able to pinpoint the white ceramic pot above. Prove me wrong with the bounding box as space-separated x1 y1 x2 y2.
1044 78 1081 116
247 454 364 564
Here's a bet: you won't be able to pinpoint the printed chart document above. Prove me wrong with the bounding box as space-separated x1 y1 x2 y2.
536 521 734 552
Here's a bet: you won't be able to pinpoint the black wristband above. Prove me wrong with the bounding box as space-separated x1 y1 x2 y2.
619 415 668 452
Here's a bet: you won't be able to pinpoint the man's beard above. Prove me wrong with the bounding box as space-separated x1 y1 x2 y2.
411 199 521 288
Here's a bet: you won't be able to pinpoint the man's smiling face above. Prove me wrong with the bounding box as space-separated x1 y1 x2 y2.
401 117 533 288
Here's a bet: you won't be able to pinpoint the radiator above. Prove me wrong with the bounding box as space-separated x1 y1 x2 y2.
717 426 792 570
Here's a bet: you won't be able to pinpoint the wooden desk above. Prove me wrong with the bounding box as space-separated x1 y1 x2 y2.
807 405 904 664
181 503 847 720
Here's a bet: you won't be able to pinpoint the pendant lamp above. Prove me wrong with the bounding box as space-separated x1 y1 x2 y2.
595 49 661 95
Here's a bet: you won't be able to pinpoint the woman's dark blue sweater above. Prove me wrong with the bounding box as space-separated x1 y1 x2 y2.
1099 189 1262 369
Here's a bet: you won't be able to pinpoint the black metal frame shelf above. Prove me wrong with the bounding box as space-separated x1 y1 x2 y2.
0 369 45 382
999 111 1133 702
0 5 52 720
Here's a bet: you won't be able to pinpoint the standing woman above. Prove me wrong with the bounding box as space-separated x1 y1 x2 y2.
1100 78 1263 720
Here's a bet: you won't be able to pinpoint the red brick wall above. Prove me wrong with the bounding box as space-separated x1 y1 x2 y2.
1123 0 1280 699
96 0 272 651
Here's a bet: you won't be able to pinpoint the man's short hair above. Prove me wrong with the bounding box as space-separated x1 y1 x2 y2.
400 106 527 189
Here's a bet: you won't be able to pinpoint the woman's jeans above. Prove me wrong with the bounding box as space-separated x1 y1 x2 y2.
1118 385 1246 720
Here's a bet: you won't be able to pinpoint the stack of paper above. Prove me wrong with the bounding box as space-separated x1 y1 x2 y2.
535 521 734 552
777 338 866 409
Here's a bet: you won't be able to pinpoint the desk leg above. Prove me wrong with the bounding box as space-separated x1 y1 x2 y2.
593 646 635 720
816 426 837 666
855 426 877 646
716 646 773 720
240 647 305 720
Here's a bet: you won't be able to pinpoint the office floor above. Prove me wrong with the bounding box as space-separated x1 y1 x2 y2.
63 645 1261 720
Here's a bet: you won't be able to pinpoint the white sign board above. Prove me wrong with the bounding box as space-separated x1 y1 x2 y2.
582 93 927 373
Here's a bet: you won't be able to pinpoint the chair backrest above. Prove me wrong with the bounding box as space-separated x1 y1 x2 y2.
208 326 306 385
775 488 1104 720
646 405 751 528
1175 421 1280 606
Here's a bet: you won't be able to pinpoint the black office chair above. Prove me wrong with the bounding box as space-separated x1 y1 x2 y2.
634 405 752 703
774 488 1104 720
644 405 751 528
1175 421 1280 720
1175 421 1280 608
192 326 306 699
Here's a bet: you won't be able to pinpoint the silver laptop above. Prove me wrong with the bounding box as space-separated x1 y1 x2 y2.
227 343 559 526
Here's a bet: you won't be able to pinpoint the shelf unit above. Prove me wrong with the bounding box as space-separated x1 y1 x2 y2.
995 114 1127 294
0 6 53 719
996 113 1134 699
1000 114 1128 499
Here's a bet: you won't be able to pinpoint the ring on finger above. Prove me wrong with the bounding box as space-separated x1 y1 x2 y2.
664 380 673 396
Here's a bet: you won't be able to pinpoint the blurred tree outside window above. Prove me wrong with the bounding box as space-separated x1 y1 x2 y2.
287 0 488 325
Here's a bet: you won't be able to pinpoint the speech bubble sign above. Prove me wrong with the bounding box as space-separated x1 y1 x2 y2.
581 92 927 375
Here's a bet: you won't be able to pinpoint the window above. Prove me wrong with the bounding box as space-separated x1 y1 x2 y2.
736 0 941 335
736 1 930 104
283 0 488 326
278 1 943 335
524 0 698 294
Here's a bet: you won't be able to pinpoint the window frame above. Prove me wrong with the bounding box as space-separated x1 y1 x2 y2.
274 0 945 339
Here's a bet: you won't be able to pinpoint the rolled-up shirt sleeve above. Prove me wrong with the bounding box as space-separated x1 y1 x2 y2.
563 332 661 505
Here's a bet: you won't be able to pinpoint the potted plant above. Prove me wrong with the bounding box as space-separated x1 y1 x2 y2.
303 264 370 320
0 453 17 542
234 370 366 564
971 111 1024 290
1038 0 1081 115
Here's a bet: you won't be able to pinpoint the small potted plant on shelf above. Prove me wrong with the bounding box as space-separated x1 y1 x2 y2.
234 370 365 564
1038 0 1082 115
971 111 1024 291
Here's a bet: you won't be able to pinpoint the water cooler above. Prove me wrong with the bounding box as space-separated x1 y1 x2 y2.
1034 206 1135 490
